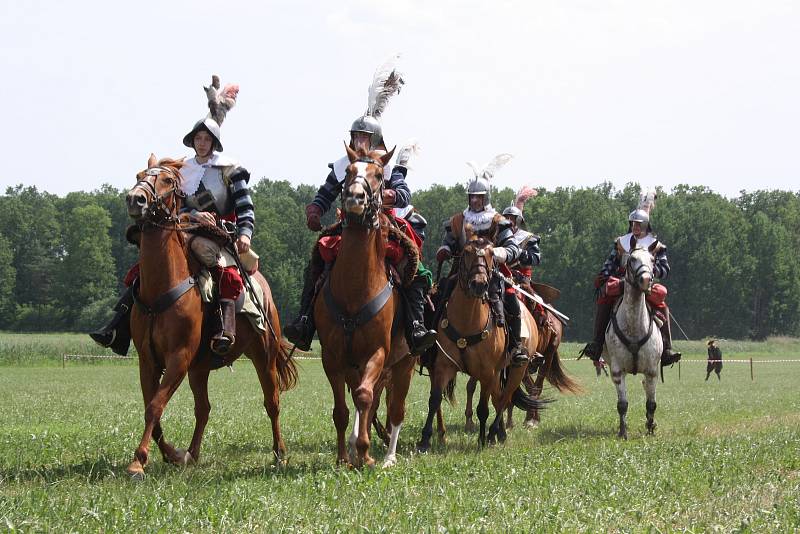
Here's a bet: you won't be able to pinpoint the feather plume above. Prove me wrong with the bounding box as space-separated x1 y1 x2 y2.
637 188 657 214
396 138 421 168
466 161 481 180
482 153 514 181
204 74 239 126
366 53 404 118
514 185 538 210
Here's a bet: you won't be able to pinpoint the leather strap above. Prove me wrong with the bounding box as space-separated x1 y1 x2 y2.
133 276 196 315
323 278 394 357
440 303 493 353
610 305 654 375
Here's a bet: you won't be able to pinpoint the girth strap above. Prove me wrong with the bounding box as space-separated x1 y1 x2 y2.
610 307 655 375
323 278 394 358
133 276 196 315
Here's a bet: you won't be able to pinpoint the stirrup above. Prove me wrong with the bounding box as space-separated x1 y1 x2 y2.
578 342 602 362
661 350 682 367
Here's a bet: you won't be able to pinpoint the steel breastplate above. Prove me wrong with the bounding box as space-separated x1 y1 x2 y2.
186 167 233 215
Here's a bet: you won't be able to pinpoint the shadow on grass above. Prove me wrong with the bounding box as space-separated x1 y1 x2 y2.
534 423 615 444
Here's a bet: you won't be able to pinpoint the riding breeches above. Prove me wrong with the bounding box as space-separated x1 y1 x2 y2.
597 276 668 309
190 236 244 301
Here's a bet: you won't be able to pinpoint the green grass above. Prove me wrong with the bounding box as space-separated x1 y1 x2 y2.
1 335 799 532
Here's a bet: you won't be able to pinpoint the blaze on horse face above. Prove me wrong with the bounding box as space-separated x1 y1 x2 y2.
626 246 655 293
127 154 184 222
342 144 394 223
460 235 494 299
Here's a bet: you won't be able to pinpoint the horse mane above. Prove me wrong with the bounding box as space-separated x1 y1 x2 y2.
157 157 186 185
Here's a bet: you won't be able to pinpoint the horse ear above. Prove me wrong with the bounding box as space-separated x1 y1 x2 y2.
147 153 157 168
648 240 659 254
345 142 357 163
380 146 396 167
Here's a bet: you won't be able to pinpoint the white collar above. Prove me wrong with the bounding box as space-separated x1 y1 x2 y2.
462 205 496 231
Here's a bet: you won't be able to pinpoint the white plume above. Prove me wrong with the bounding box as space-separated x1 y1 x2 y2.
366 53 405 118
483 153 514 180
637 188 657 214
396 138 421 168
466 161 481 180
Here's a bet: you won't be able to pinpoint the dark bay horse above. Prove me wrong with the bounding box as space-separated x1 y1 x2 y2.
417 235 547 452
124 155 297 477
316 145 417 468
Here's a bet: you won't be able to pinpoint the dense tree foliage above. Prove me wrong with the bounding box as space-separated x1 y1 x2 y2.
1 180 798 340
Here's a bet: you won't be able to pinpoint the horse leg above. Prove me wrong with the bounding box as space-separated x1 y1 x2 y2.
249 344 287 464
370 380 390 447
525 372 545 428
436 404 446 444
328 371 350 466
351 353 384 468
464 376 478 433
127 363 188 477
506 403 515 430
184 367 211 464
382 357 415 467
418 362 456 453
643 374 658 435
476 381 491 448
611 371 629 440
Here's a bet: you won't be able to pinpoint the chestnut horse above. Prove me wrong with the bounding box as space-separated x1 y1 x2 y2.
316 145 417 468
417 235 547 452
124 155 297 477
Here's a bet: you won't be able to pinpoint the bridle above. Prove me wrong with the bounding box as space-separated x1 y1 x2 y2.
341 157 384 229
130 166 185 225
625 250 654 294
458 242 492 298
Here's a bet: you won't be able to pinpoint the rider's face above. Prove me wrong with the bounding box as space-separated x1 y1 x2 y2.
631 221 645 238
193 130 214 160
506 214 518 230
351 132 371 152
469 194 485 212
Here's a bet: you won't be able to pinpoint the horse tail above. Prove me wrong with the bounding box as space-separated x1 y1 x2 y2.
512 387 552 412
544 348 582 394
444 376 457 406
274 338 299 392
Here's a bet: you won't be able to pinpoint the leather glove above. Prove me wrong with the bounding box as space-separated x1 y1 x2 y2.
382 189 397 206
436 248 451 264
305 204 323 232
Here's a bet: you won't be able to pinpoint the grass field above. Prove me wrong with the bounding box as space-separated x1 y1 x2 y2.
1 333 799 532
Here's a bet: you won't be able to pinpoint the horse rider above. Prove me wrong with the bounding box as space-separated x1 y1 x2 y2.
706 339 723 381
283 57 436 354
579 193 682 366
501 186 543 320
435 155 528 366
91 76 254 356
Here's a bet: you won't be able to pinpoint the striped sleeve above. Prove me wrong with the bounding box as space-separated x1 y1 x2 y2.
311 169 343 214
230 168 255 238
599 243 620 277
387 166 411 209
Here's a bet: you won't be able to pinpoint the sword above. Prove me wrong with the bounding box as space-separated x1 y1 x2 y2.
501 275 570 325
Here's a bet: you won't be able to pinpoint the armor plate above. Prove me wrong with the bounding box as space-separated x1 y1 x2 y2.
186 167 233 215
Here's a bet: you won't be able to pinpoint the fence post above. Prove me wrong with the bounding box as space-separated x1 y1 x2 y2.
750 358 754 381
678 360 681 381
62 353 65 369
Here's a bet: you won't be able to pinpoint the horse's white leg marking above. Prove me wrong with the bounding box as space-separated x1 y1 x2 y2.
348 411 360 461
382 423 402 468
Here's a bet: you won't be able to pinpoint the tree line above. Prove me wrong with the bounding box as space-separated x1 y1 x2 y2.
1 180 798 341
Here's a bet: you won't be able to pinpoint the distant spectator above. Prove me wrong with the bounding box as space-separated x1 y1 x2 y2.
706 339 723 381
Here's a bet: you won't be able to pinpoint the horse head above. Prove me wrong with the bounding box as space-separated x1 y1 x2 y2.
625 245 656 294
459 230 494 298
127 154 185 223
342 144 395 228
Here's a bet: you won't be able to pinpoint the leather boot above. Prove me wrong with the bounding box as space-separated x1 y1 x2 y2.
506 312 528 367
211 299 236 355
660 306 682 366
579 301 613 361
283 256 323 351
402 276 437 354
488 275 505 327
90 286 134 356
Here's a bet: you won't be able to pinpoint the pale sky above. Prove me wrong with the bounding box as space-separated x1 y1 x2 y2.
1 0 798 197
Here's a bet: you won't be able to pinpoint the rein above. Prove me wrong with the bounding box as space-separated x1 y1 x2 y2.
341 157 384 229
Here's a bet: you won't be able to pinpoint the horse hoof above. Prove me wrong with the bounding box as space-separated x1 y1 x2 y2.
524 420 539 429
464 421 476 433
174 448 194 466
381 455 397 468
126 460 145 480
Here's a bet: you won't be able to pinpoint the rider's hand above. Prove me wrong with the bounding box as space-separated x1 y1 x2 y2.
236 234 251 254
305 204 322 232
436 248 451 263
382 189 397 206
191 211 216 225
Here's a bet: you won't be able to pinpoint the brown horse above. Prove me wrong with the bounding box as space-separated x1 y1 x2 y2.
124 155 297 478
417 235 546 452
316 145 417 468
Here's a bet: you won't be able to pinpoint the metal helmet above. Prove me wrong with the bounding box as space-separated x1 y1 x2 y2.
628 208 650 226
502 206 524 225
183 117 223 152
467 177 491 204
350 114 384 150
